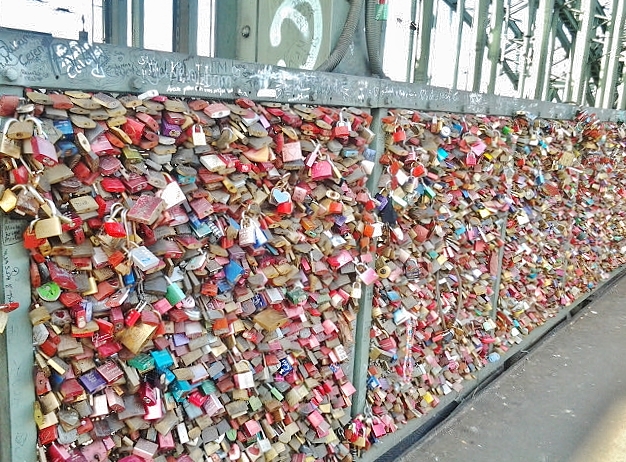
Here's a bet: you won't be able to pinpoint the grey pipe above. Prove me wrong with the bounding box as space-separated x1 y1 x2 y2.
316 0 365 72
365 0 388 78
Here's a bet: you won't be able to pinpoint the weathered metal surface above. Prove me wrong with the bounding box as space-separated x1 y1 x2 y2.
0 27 625 121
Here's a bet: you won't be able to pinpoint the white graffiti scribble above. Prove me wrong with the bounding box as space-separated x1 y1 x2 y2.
51 41 106 79
270 0 323 70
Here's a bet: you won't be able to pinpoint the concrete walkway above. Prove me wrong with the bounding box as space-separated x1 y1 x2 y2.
396 276 626 462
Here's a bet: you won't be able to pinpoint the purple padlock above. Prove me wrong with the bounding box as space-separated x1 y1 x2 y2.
375 193 388 211
78 369 108 394
161 118 182 138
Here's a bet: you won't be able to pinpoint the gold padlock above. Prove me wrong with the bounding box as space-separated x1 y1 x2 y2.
34 215 62 239
375 256 391 278
35 198 73 239
0 187 18 213
81 272 98 296
117 322 157 354
6 118 34 140
0 118 22 158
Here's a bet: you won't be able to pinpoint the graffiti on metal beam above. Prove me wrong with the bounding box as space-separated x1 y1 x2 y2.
3 27 626 119
135 53 236 88
50 40 106 79
381 84 461 107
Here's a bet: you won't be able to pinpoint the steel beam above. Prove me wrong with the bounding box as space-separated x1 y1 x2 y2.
619 57 626 110
452 0 466 90
487 0 506 94
414 0 435 84
406 0 420 82
595 0 626 108
0 27 624 121
469 0 490 92
442 0 474 26
566 0 595 104
0 207 37 462
173 0 199 55
350 107 385 419
131 0 144 49
527 0 556 100
517 0 537 98
542 12 558 100
103 0 128 46
214 0 257 62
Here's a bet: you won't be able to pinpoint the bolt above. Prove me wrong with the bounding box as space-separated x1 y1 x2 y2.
3 68 18 81
241 25 251 38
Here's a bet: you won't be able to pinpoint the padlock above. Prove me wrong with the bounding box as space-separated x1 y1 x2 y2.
191 124 207 146
311 156 334 181
355 263 379 285
0 186 18 213
282 141 303 162
375 257 391 278
204 102 231 119
125 299 150 328
393 126 406 143
102 203 127 238
333 109 351 137
466 150 477 166
34 209 64 240
6 117 34 140
0 118 22 158
121 117 145 145
26 116 58 166
238 214 256 247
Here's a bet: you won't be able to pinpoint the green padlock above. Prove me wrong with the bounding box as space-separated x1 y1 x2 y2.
37 282 61 302
165 277 186 306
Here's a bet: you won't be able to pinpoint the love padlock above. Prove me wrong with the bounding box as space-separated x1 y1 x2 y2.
10 88 387 462
26 116 59 167
333 108 351 138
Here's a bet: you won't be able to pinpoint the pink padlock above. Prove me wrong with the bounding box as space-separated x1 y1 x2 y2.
356 263 379 285
28 117 58 166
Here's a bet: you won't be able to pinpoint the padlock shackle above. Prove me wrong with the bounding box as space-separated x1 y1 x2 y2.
2 117 18 135
24 115 45 137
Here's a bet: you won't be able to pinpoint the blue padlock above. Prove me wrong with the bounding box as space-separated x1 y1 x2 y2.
183 399 204 420
278 358 294 376
56 140 78 157
162 369 176 386
252 293 267 310
224 260 244 285
175 165 198 185
151 350 174 371
188 212 212 238
53 119 74 140
170 379 192 402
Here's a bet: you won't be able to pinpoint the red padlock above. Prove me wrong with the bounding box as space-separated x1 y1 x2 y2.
332 110 350 137
393 126 406 143
122 117 146 145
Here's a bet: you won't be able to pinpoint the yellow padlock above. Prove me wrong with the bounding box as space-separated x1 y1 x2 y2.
0 187 18 213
